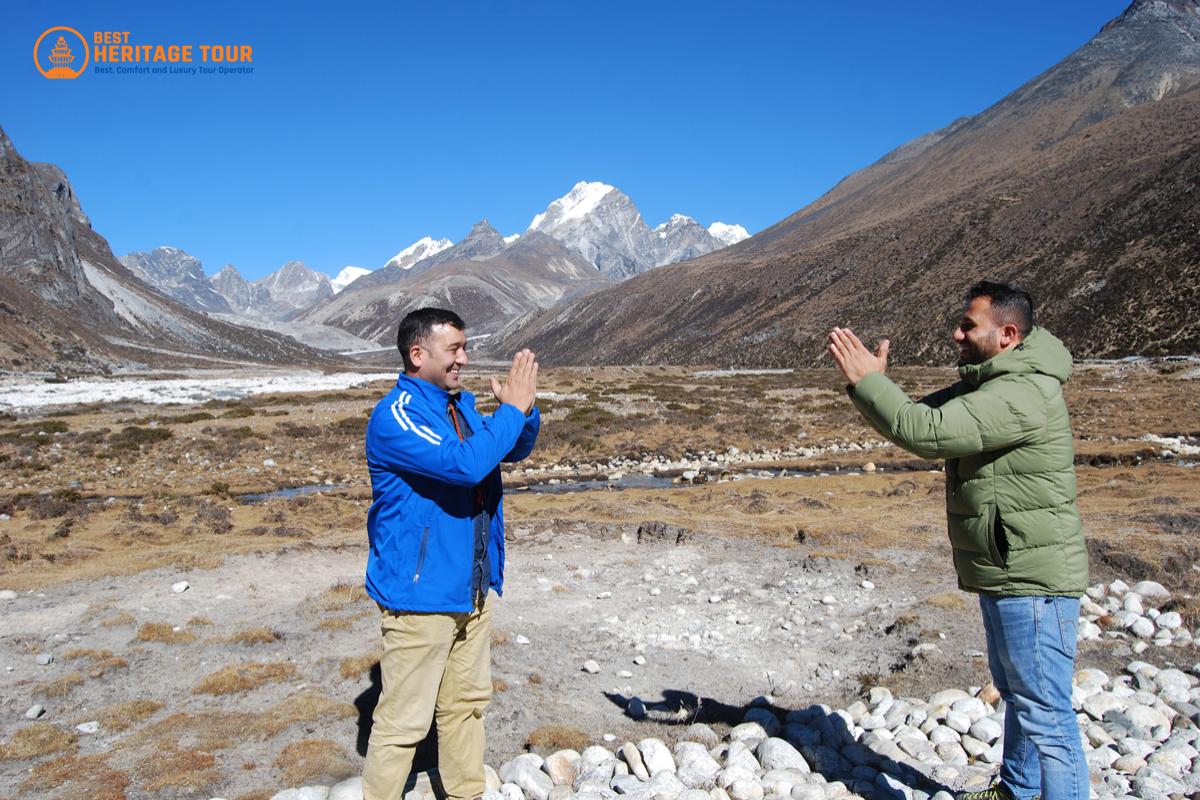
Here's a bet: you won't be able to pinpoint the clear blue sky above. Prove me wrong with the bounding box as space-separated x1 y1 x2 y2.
4 1 1130 281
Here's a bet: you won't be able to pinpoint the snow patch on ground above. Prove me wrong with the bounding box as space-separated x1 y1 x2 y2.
0 371 395 412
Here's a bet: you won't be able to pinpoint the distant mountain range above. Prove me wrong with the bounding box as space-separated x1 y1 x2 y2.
0 127 332 374
116 184 749 349
491 0 1200 365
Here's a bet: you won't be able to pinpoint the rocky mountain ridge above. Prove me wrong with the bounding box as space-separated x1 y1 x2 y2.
0 126 332 373
489 0 1200 365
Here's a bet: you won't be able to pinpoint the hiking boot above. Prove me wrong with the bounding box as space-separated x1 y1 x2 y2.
956 783 1039 800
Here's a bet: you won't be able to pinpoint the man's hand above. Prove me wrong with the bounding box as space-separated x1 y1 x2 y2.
490 349 538 414
828 327 890 386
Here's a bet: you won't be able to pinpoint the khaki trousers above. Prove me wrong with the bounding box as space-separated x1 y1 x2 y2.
362 593 494 800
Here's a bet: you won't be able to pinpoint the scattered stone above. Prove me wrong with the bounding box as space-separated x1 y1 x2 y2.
0 589 17 601
499 754 553 800
171 580 190 594
515 635 531 645
1129 581 1171 607
582 660 600 674
328 776 363 800
75 721 100 734
632 656 647 666
24 704 45 719
35 652 54 666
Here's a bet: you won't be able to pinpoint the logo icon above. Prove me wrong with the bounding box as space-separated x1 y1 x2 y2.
34 26 89 79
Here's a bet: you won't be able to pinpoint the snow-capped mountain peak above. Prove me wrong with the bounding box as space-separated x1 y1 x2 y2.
654 214 698 235
504 233 521 245
707 222 750 246
332 266 371 293
384 236 453 270
528 181 617 231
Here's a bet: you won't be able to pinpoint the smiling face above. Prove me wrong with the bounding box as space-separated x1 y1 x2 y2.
953 295 1023 366
410 323 468 390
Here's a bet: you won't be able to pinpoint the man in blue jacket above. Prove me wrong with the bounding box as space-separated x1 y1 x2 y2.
362 307 540 800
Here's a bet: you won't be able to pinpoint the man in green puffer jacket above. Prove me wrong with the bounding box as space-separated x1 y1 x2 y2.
829 281 1088 800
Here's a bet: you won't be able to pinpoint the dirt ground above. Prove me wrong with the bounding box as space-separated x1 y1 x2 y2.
0 360 1197 800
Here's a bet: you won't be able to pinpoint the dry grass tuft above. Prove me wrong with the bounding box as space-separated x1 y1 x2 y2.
189 615 214 626
261 689 357 735
194 661 297 695
228 626 284 645
317 615 354 631
274 738 357 786
32 672 85 698
922 591 967 611
136 711 254 752
78 699 163 732
139 748 219 793
234 791 276 800
0 722 79 760
492 677 509 693
100 610 136 627
20 753 127 799
136 621 197 644
340 653 380 680
491 629 510 646
307 580 371 612
526 724 589 753
528 672 544 685
63 647 113 660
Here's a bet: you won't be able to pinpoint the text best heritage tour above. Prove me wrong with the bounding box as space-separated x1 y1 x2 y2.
92 31 252 65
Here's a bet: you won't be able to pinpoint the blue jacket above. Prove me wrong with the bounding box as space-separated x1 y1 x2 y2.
365 373 540 612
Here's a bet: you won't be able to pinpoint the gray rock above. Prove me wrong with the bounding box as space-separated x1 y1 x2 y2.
724 740 762 775
171 580 190 594
646 770 687 800
759 769 808 796
35 652 54 666
944 711 971 734
544 750 580 786
968 718 1002 744
611 775 647 796
639 739 676 777
1131 616 1156 638
1130 581 1171 607
0 589 17 601
674 742 721 788
75 720 100 734
1156 611 1183 630
329 776 363 800
24 704 45 719
621 743 651 781
582 660 601 674
499 783 526 800
500 755 554 800
726 779 763 800
679 791 711 800
756 738 809 773
742 709 782 738
729 722 770 746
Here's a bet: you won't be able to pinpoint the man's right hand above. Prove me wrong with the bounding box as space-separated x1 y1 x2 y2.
491 349 538 414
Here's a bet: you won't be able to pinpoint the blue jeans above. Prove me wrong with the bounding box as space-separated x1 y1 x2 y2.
978 594 1088 800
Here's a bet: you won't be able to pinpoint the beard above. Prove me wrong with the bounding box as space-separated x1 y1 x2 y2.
957 332 999 366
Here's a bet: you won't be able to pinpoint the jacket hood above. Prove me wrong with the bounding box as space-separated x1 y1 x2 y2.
958 326 1073 388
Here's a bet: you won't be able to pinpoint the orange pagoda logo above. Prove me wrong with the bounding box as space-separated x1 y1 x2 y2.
34 26 89 79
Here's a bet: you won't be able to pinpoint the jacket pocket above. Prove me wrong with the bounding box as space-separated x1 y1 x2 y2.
413 526 430 583
985 506 1007 568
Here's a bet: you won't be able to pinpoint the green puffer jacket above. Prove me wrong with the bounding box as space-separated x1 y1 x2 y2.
849 327 1087 596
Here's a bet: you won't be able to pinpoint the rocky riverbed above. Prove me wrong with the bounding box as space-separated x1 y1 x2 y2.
265 577 1200 800
1 362 1197 799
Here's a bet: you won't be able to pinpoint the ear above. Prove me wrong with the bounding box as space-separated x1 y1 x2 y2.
408 343 425 370
998 322 1021 349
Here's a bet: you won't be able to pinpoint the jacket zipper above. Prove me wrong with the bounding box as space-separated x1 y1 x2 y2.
413 526 430 582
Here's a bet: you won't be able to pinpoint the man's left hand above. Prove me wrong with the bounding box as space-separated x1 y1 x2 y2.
828 327 889 386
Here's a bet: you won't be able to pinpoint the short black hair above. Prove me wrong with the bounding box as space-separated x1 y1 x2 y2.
396 308 465 372
965 281 1034 338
